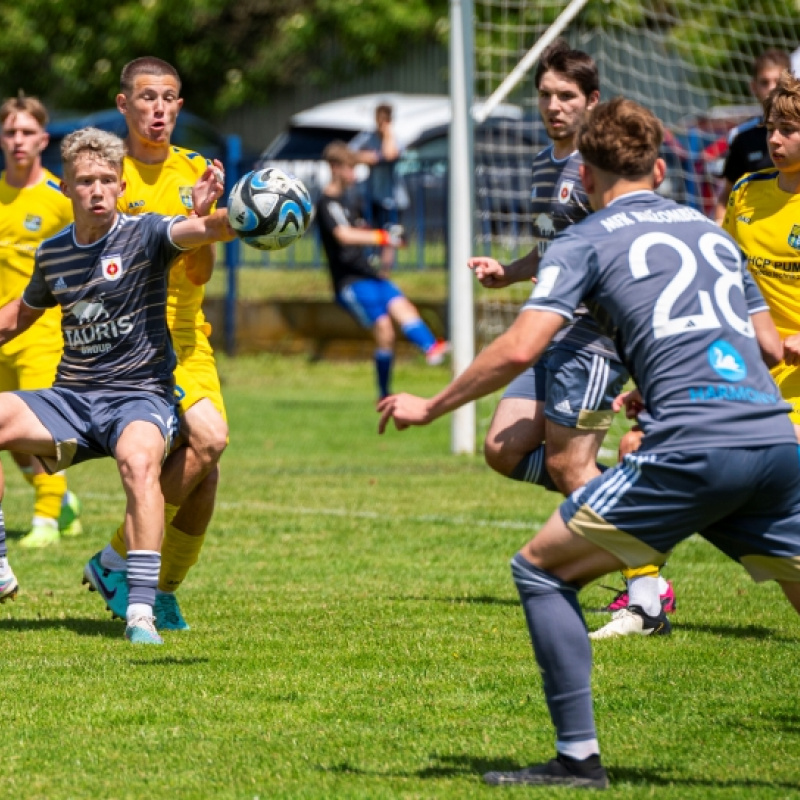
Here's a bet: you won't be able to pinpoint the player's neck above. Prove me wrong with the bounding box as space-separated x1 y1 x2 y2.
551 137 576 160
124 136 170 166
4 161 43 190
324 179 345 197
73 214 118 246
776 169 800 195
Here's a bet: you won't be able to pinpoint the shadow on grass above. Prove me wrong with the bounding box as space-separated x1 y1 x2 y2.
672 621 794 641
129 656 209 666
319 754 800 790
5 527 32 541
392 595 519 607
0 616 122 638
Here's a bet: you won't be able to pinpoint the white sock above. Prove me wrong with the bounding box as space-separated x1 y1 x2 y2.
557 739 600 760
31 516 58 529
657 575 670 594
100 544 128 572
0 556 11 578
126 602 153 622
628 575 661 617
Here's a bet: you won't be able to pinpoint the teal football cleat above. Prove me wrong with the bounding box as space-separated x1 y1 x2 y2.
154 593 190 631
58 490 83 537
82 551 128 620
125 615 163 645
0 570 19 603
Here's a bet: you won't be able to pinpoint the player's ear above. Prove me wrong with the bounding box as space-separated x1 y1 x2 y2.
115 93 127 115
38 131 49 154
579 162 594 193
652 157 667 190
586 90 600 112
119 179 126 198
177 97 184 113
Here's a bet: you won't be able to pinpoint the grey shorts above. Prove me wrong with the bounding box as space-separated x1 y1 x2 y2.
15 387 178 473
560 444 800 583
503 347 629 431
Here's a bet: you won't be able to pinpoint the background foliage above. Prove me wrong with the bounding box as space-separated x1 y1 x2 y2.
0 0 449 118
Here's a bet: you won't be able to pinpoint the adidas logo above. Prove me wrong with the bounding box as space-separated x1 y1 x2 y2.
54 276 68 290
554 398 572 413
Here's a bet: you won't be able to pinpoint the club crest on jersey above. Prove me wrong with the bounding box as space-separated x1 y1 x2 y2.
558 180 574 204
789 224 800 249
179 186 194 210
101 254 123 282
24 214 42 232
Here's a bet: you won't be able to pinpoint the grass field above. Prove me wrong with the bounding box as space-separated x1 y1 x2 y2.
3 354 800 799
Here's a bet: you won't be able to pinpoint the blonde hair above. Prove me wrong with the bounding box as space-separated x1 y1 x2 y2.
0 92 48 128
61 127 125 175
763 70 800 127
323 140 357 167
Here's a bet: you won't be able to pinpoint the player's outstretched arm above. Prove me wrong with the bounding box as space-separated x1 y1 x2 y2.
378 309 564 433
333 223 404 249
0 298 44 346
751 310 783 367
172 208 236 249
468 249 540 289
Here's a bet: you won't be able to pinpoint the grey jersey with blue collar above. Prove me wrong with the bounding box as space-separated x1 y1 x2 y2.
531 146 619 359
24 212 184 399
522 190 792 453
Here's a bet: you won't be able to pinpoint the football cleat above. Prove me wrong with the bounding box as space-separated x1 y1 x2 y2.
589 604 672 640
425 340 451 366
58 490 83 537
82 552 128 620
154 593 190 631
483 753 609 789
19 523 60 549
0 570 19 603
125 615 163 645
597 580 676 614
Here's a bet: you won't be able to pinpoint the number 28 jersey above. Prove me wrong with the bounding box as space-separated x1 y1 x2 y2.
522 190 792 453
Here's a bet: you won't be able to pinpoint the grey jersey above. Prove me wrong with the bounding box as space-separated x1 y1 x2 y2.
523 190 793 453
531 146 618 359
24 213 183 398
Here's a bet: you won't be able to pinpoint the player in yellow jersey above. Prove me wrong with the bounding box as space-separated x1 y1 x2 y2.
82 57 228 630
0 94 82 549
723 70 800 441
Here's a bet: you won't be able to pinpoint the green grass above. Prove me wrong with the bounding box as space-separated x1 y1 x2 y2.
3 354 800 799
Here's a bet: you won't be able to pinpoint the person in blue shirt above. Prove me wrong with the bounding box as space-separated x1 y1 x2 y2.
378 97 799 790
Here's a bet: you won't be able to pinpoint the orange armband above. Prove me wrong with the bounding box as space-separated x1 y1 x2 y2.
373 230 391 246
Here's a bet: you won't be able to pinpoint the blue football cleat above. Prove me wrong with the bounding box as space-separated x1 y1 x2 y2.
82 551 128 620
154 593 190 631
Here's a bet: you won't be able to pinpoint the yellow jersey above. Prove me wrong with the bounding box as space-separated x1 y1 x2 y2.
119 146 213 335
723 168 800 339
0 169 72 348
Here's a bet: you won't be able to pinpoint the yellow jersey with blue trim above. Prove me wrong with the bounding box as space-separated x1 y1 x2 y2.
118 146 213 334
0 169 72 306
723 168 800 339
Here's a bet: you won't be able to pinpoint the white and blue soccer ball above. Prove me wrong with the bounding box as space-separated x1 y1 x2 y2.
227 167 313 251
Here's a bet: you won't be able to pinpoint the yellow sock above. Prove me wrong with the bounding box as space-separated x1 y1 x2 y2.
622 564 660 581
33 472 67 521
158 523 205 593
110 503 181 560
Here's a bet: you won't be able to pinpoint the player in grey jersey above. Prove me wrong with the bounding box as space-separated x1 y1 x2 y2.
469 39 675 635
0 127 235 645
378 98 798 790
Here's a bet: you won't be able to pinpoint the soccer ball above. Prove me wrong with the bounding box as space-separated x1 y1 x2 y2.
227 167 313 251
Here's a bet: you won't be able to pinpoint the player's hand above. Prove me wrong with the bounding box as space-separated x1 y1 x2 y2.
618 425 644 460
468 256 512 289
783 334 800 366
387 224 405 248
192 159 225 217
612 388 644 419
377 393 433 434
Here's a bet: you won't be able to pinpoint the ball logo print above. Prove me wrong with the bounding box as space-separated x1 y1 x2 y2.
227 167 313 251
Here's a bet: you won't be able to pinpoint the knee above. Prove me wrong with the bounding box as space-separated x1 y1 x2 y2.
483 436 514 477
118 450 161 493
184 412 228 466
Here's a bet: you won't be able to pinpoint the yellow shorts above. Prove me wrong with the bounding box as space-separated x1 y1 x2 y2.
0 333 61 392
172 328 226 421
771 362 800 425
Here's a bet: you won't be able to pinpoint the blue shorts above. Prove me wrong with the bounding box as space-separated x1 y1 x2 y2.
503 348 629 430
561 444 800 583
336 278 404 328
15 387 178 473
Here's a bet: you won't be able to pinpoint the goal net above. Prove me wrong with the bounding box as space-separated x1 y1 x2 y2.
470 0 800 435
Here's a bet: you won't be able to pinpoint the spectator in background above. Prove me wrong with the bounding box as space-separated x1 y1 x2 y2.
318 141 448 400
713 48 791 223
350 103 408 271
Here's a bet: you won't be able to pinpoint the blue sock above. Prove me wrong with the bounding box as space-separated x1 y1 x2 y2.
127 550 160 610
509 445 559 491
401 319 437 354
375 349 393 399
510 553 597 747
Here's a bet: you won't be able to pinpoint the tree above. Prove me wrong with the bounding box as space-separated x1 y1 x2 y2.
0 0 449 118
